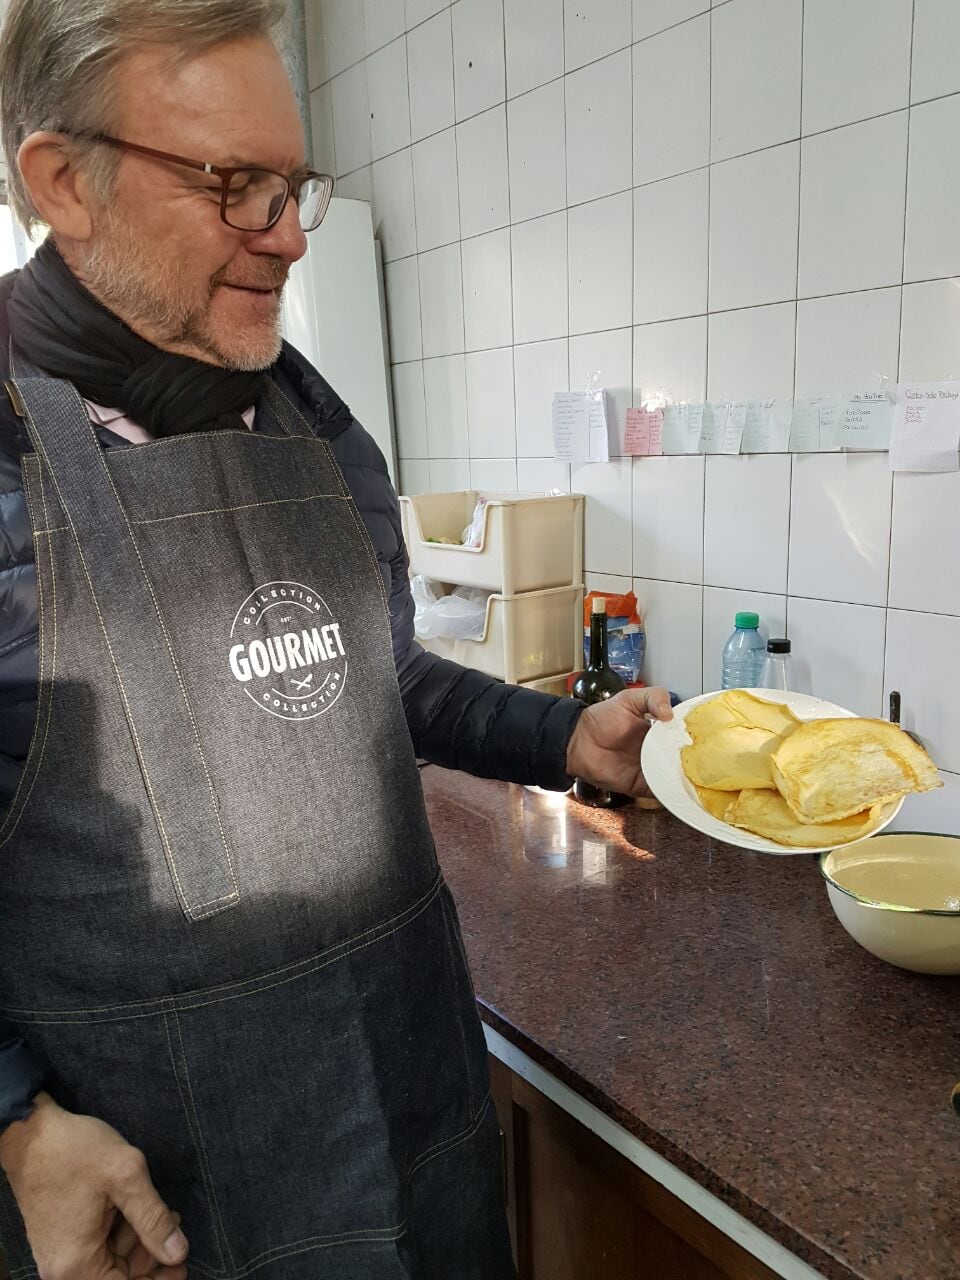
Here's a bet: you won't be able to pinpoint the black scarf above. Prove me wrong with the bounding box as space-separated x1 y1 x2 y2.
7 240 269 437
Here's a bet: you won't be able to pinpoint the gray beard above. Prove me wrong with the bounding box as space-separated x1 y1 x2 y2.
81 222 284 371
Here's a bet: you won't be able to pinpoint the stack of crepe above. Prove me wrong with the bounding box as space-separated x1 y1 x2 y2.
680 690 941 848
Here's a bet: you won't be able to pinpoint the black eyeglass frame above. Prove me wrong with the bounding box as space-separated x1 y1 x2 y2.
69 132 334 232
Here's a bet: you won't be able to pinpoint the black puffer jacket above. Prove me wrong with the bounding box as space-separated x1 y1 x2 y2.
0 268 582 1105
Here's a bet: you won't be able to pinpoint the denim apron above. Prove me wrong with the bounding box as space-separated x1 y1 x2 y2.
0 357 514 1280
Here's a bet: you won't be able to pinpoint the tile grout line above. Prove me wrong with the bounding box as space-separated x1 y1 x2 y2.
326 66 960 183
700 1 715 691
882 0 918 719
785 0 806 643
498 0 518 483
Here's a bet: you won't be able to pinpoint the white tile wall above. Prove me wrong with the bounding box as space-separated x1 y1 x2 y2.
788 454 892 607
703 455 791 594
911 0 960 103
904 95 960 284
407 10 455 141
708 143 799 311
504 0 563 99
412 128 460 251
710 0 801 162
634 168 708 323
364 0 405 55
511 211 568 343
424 353 468 455
514 338 569 456
801 0 911 136
452 0 506 122
568 193 633 335
457 107 510 239
798 113 908 298
794 288 901 396
367 38 412 161
564 51 633 205
466 347 516 457
564 0 632 73
570 328 633 454
461 227 513 351
633 15 710 186
786 598 886 718
507 80 567 223
306 0 960 822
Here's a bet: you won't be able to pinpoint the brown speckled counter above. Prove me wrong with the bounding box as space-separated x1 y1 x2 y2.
421 766 960 1280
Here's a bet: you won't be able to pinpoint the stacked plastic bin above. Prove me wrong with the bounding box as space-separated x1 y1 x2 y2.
399 490 584 687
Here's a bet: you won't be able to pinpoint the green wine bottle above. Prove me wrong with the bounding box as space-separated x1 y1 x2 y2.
571 597 630 809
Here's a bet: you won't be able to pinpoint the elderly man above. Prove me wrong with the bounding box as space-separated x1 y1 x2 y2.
0 2 671 1278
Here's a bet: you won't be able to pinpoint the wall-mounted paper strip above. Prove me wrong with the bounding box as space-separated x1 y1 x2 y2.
790 396 843 452
624 407 664 456
835 392 894 450
699 403 728 453
553 391 610 463
889 383 960 472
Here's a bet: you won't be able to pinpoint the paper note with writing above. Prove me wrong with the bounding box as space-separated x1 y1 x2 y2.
552 392 590 463
722 403 746 455
789 400 820 452
835 392 894 450
624 407 664 456
684 403 704 453
790 397 844 452
699 403 729 453
588 390 611 463
660 404 686 455
818 396 844 451
890 382 960 472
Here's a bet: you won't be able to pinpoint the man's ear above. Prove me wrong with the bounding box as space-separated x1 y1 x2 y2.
17 132 96 242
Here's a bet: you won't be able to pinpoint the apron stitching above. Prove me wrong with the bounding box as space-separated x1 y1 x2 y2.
0 873 445 1021
163 1008 235 1275
409 1090 492 1176
0 461 59 851
127 492 352 529
439 906 475 1116
187 1224 409 1280
263 382 320 444
87 427 240 912
13 390 226 916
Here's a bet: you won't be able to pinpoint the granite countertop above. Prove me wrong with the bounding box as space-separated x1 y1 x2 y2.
421 766 960 1280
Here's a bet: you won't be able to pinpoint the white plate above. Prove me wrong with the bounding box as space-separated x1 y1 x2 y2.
640 688 904 855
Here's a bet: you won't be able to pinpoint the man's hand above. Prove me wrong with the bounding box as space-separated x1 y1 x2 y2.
0 1092 188 1280
566 686 673 797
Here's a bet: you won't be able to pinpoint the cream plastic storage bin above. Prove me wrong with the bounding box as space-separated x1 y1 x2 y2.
418 585 583 685
400 491 584 595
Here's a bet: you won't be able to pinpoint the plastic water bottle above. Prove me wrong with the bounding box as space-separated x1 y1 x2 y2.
721 613 766 689
759 638 795 692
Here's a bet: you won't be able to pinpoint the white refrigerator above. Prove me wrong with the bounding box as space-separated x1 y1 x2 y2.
282 197 398 484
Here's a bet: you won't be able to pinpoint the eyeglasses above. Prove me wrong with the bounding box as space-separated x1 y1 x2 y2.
74 133 334 233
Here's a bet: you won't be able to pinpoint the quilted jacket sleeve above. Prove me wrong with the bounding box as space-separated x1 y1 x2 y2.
327 418 584 791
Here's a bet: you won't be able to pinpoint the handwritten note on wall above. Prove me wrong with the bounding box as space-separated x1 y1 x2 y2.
890 383 960 472
553 392 610 464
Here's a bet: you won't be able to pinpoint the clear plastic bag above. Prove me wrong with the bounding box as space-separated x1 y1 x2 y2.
461 495 489 548
411 575 490 641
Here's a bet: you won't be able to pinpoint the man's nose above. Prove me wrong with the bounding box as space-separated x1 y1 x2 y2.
246 192 308 264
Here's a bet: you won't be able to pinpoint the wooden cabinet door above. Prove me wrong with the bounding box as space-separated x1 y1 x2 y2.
489 1054 779 1280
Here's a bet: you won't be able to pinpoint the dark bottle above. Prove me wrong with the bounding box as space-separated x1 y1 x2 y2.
571 596 630 809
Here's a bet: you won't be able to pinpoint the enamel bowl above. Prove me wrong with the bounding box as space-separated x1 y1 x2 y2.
820 833 960 975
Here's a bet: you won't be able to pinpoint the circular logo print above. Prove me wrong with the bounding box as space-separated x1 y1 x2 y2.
229 581 347 721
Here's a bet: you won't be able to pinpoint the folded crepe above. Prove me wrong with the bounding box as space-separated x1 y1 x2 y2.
681 725 780 791
771 718 941 824
727 788 888 848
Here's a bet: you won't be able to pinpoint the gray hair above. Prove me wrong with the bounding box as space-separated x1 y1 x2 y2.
0 0 288 231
